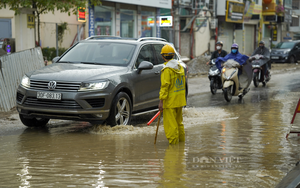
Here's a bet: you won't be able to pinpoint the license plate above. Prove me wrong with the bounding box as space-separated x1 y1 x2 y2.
37 92 62 100
271 56 279 59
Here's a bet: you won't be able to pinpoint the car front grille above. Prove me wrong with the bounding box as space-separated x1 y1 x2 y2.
30 80 81 92
16 92 24 103
86 98 105 108
24 97 82 109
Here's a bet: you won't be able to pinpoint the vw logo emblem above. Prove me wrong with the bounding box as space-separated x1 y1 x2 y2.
48 81 57 90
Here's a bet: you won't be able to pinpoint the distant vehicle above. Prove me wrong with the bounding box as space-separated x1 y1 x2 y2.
270 40 300 63
16 36 188 127
0 38 15 56
208 58 222 95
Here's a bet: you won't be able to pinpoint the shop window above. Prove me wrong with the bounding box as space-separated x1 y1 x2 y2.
264 25 271 38
291 17 299 27
141 11 155 37
120 9 136 38
292 0 300 9
94 6 114 35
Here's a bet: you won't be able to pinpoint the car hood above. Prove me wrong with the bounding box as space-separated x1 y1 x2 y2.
271 48 291 52
28 63 129 82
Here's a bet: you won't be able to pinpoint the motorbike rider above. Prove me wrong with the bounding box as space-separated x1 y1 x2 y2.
250 40 270 78
206 41 228 65
215 43 249 89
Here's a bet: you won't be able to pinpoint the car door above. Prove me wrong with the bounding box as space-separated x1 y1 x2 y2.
295 43 300 60
131 44 160 111
152 43 167 100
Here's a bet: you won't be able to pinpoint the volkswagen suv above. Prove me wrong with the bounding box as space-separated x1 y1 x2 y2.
16 36 188 127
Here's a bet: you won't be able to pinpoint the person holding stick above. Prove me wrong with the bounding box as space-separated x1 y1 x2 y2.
158 44 186 144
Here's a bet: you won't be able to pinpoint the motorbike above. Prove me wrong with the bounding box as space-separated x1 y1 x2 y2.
221 59 253 102
208 58 222 95
249 54 271 87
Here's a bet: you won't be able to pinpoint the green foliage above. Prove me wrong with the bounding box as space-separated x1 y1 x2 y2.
58 22 68 45
0 0 102 15
42 47 67 61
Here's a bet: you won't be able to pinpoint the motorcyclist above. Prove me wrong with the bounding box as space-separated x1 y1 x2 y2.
215 43 249 89
250 40 270 78
206 41 228 65
215 43 249 72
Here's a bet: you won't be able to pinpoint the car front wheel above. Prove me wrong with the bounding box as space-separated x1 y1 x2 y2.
289 56 296 64
19 114 49 127
107 92 132 126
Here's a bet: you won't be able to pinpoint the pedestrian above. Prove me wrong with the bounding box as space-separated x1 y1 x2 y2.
159 44 186 144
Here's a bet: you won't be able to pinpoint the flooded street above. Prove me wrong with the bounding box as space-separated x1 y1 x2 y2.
1 70 300 187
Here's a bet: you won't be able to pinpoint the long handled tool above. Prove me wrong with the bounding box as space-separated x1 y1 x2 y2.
154 112 162 144
147 111 160 126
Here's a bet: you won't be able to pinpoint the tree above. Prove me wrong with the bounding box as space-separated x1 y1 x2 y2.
0 0 101 46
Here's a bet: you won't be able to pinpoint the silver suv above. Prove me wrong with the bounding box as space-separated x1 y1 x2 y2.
16 36 188 127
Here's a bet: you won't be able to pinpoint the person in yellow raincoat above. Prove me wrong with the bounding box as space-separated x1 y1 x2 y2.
158 44 186 144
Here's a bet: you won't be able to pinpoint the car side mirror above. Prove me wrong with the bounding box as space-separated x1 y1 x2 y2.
137 61 153 73
52 56 60 63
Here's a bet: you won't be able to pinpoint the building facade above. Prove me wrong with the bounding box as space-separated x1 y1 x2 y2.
87 0 172 39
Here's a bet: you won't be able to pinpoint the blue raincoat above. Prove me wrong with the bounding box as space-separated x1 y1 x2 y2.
215 50 249 71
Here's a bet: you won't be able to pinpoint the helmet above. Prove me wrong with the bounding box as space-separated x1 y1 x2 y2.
231 43 239 48
161 44 175 55
259 40 265 45
216 41 223 46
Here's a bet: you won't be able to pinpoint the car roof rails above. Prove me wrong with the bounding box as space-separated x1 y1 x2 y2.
85 35 122 40
137 37 167 42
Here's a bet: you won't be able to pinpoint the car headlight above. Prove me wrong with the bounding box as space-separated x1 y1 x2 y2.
21 75 30 88
78 81 108 91
284 50 291 54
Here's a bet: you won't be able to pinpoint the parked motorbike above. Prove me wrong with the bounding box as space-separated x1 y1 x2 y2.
250 54 271 87
208 58 222 95
221 59 253 102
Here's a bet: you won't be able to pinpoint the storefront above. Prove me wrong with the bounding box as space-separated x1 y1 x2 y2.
88 0 171 38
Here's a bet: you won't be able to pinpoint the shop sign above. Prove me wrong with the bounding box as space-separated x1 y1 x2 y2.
78 7 86 22
226 1 244 23
88 4 95 36
27 14 35 28
244 1 255 22
195 18 207 27
105 0 171 9
285 8 292 23
147 17 155 27
160 16 172 27
272 27 277 41
264 15 277 22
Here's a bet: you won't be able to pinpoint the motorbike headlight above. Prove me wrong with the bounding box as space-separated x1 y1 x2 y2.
21 75 30 88
222 68 226 73
210 69 219 76
79 81 109 91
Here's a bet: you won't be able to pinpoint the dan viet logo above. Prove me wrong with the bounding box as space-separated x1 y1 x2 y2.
188 155 242 170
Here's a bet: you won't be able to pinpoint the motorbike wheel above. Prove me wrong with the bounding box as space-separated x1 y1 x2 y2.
253 72 259 87
224 86 232 102
210 79 217 95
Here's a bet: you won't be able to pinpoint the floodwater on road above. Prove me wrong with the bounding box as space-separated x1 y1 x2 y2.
0 72 300 187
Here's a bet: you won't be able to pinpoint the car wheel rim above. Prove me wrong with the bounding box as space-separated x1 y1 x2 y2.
115 97 130 125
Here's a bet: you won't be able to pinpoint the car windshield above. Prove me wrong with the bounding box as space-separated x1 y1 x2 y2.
59 42 136 66
275 42 295 49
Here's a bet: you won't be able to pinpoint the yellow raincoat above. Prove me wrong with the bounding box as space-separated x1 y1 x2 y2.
159 59 186 144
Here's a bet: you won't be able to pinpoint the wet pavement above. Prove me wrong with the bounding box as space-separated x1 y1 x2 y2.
1 70 300 187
